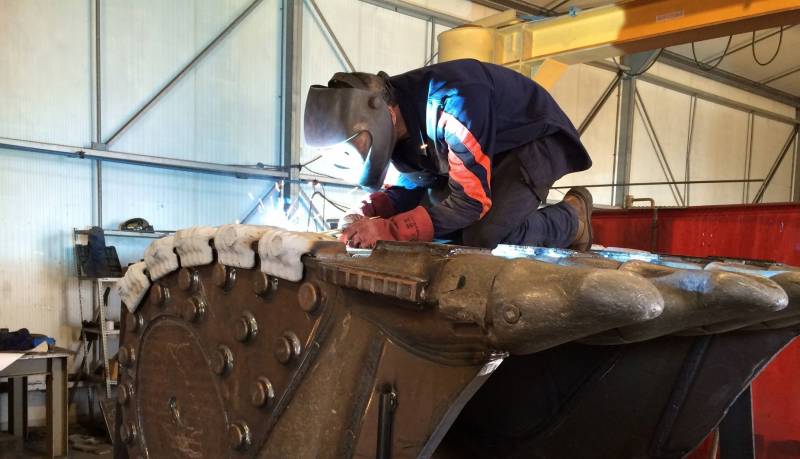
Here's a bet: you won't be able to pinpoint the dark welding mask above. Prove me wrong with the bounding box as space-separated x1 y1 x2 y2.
304 72 396 190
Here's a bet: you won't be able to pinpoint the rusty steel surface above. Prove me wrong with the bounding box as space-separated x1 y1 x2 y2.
116 230 800 459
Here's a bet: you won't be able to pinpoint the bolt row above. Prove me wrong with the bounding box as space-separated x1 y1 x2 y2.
122 267 326 453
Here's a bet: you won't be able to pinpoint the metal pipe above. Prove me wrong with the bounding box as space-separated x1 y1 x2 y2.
683 95 697 206
552 179 765 190
94 0 102 146
92 0 103 227
0 137 287 181
794 108 800 202
103 0 264 146
306 0 356 72
613 65 636 207
577 72 621 136
428 17 436 66
760 63 800 85
281 0 303 205
743 112 754 203
752 126 799 203
95 162 103 228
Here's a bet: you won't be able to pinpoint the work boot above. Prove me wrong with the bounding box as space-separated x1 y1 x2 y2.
563 187 593 251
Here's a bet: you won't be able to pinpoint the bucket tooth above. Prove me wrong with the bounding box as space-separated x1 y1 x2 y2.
716 271 800 331
583 260 788 344
486 258 663 354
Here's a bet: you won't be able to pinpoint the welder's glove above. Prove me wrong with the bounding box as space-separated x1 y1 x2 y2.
338 192 396 230
340 206 433 248
360 192 395 218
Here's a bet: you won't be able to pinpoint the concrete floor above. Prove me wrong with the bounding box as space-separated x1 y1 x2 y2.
0 425 112 459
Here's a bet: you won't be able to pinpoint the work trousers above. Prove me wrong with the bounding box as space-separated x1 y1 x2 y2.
459 136 579 250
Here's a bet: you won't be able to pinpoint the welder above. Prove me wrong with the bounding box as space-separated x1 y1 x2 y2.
304 58 593 250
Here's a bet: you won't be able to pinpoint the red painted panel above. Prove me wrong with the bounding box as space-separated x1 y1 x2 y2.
592 204 800 459
592 203 800 265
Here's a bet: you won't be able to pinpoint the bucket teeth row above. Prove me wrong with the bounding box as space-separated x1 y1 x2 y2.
117 225 341 312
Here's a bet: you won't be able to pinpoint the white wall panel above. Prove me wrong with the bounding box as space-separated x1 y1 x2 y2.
550 64 618 205
648 61 795 119
101 163 269 231
102 0 282 165
747 117 795 203
627 80 692 206
0 0 91 145
687 99 749 205
0 148 93 347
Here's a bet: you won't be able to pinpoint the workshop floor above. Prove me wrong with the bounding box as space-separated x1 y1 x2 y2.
0 425 112 458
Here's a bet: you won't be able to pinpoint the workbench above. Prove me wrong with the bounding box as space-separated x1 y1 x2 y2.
1 350 69 458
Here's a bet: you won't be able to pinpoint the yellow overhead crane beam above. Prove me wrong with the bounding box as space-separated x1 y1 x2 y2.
438 0 800 89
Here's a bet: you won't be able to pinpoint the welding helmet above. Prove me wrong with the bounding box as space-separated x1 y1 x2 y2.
304 71 396 190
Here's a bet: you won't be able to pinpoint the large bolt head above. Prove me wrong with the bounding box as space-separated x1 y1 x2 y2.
253 272 277 297
118 346 136 367
181 296 206 323
234 311 258 342
503 304 521 324
117 383 134 405
213 264 236 291
211 345 234 376
148 284 169 307
127 313 144 333
120 422 138 444
178 268 199 292
228 422 251 451
250 377 275 408
298 282 321 314
274 332 302 365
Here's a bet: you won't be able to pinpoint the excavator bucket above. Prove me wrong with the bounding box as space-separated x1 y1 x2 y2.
113 226 798 458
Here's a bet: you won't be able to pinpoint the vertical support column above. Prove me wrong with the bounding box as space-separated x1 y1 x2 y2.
742 112 754 203
281 0 303 206
613 60 636 207
719 386 755 459
793 108 800 202
684 95 697 206
428 17 436 65
9 376 28 438
47 356 69 457
92 0 104 227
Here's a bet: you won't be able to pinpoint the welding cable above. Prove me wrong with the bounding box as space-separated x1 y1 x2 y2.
691 35 733 71
752 26 784 66
310 189 349 213
302 165 340 180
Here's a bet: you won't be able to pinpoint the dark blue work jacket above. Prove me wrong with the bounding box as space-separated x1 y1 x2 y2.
385 59 591 236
